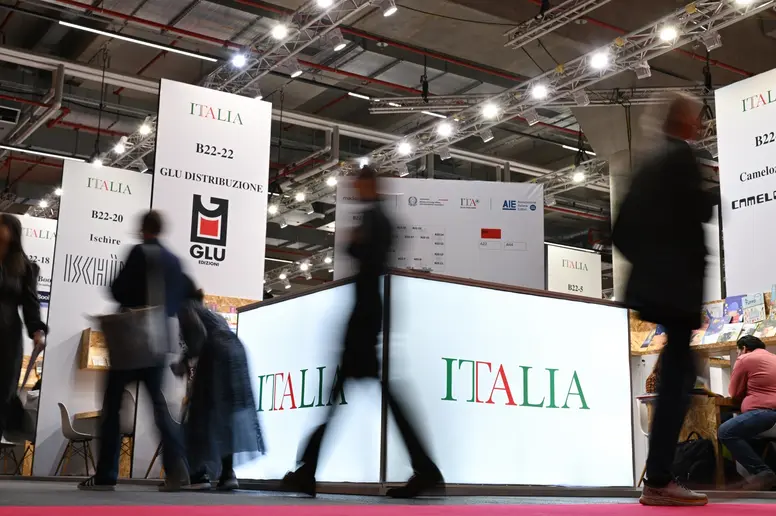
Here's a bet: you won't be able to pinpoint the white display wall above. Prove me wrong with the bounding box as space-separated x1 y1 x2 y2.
34 162 152 475
333 178 545 289
704 208 722 301
546 244 602 299
386 275 633 486
716 71 776 295
235 284 382 482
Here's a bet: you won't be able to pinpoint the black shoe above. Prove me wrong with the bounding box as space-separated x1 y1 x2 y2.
386 469 445 499
184 473 213 491
78 476 116 491
217 470 239 491
281 468 317 497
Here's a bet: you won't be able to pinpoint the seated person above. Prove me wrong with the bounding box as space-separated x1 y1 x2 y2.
719 336 776 490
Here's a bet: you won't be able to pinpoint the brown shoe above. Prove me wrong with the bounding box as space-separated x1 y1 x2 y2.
639 481 708 506
742 470 776 491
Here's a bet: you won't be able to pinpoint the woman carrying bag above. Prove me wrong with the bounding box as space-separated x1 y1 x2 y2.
173 275 265 490
0 214 47 440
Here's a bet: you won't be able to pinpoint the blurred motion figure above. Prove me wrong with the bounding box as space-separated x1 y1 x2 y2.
282 166 443 499
613 93 716 506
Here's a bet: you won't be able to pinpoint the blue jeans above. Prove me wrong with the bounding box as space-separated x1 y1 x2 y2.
718 409 776 475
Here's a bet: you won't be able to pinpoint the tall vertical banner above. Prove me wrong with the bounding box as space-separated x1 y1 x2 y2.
546 244 602 299
33 162 152 475
153 78 271 299
717 71 776 295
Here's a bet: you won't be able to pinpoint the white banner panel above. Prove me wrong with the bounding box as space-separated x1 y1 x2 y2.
236 284 381 482
154 78 271 300
33 162 152 475
704 208 722 302
386 275 633 486
546 244 602 299
13 215 57 356
334 178 544 289
717 73 776 295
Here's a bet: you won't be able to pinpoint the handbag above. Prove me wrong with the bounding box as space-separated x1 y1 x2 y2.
671 431 716 489
94 245 169 370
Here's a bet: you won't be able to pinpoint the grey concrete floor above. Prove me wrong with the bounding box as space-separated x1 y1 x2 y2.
0 481 774 506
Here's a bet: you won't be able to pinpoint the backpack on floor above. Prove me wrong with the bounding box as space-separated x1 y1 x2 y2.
671 431 716 489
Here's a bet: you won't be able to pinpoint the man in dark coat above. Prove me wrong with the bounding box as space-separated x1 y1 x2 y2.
613 94 716 506
282 166 443 499
79 210 187 492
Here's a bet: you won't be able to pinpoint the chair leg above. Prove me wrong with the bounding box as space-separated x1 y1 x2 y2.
55 442 71 476
638 464 647 487
87 442 96 472
144 442 162 479
82 442 90 476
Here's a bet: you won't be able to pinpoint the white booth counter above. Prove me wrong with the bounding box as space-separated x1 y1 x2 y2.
236 270 634 490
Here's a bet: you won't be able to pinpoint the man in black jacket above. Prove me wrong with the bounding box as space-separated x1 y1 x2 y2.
282 166 443 499
613 94 716 506
79 210 187 492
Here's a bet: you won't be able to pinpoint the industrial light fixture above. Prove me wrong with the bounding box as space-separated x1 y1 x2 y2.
138 163 149 173
58 21 218 62
231 54 248 68
422 111 447 119
279 272 288 280
326 176 338 187
272 24 289 40
382 0 398 17
283 279 292 289
331 30 347 51
562 145 597 156
317 0 334 7
279 218 288 229
573 90 590 107
437 121 454 138
138 119 152 135
735 0 754 5
572 169 586 183
324 255 333 264
295 191 306 202
479 128 494 143
300 262 310 272
268 204 279 215
0 144 85 162
39 200 48 208
91 157 103 168
359 157 370 168
304 204 315 215
287 57 304 78
590 50 609 70
291 69 303 78
348 92 371 100
522 108 540 126
634 61 651 80
482 103 499 119
398 164 410 177
659 25 678 42
545 194 557 207
388 102 401 107
54 187 62 196
439 147 452 161
398 141 412 155
113 136 128 155
701 31 722 51
304 271 313 280
531 84 549 100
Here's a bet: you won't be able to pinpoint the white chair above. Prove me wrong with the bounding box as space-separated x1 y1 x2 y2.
55 403 96 476
1 409 37 475
637 399 651 487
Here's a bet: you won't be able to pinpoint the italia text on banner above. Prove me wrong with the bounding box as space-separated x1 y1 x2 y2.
333 178 545 289
32 162 152 476
153 79 271 300
546 244 602 299
716 72 776 295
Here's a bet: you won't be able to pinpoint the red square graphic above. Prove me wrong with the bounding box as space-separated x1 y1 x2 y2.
199 217 221 238
480 228 502 239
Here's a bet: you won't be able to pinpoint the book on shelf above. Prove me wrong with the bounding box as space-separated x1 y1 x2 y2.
742 323 759 338
703 316 731 345
755 319 776 339
717 323 744 344
724 295 745 324
690 328 706 347
743 293 766 324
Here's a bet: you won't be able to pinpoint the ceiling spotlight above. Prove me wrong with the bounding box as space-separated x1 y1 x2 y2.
272 24 289 40
422 111 447 119
531 84 549 100
590 51 609 70
659 26 678 42
138 122 152 135
388 102 401 107
113 142 126 154
437 121 454 138
701 31 722 52
326 176 338 187
482 103 499 119
91 157 103 168
439 147 452 161
398 141 412 156
304 204 315 215
279 218 288 229
283 279 292 290
735 0 754 5
523 108 540 126
398 164 410 177
23 212 29 218
231 54 247 68
348 92 371 100
279 272 288 280
317 0 334 7
573 90 590 107
39 200 48 208
54 187 62 196
479 128 495 143
324 255 333 264
331 30 347 51
295 191 306 202
255 94 263 101
291 69 303 78
634 61 651 80
545 194 557 207
268 204 279 215
300 262 310 271
382 0 398 17
572 169 586 183
304 271 313 280
359 157 370 168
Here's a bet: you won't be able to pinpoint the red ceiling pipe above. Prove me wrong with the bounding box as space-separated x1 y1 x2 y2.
47 106 71 128
0 93 50 109
6 155 63 169
56 120 129 137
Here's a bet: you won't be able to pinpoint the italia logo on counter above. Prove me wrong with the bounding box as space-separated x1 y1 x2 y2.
256 365 347 412
87 177 133 195
190 194 229 266
189 102 243 125
441 357 589 409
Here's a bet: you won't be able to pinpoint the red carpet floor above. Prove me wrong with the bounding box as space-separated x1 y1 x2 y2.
0 505 774 516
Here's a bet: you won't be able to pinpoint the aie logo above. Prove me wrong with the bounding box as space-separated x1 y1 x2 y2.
408 196 418 207
460 198 480 209
503 200 517 211
190 195 229 266
529 204 537 211
732 191 776 211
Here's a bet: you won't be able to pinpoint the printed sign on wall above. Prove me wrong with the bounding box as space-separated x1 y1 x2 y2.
33 162 152 475
153 79 271 300
546 244 603 299
334 178 545 289
717 71 776 295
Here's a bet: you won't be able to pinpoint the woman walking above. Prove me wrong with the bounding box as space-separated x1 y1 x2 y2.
174 275 265 490
0 214 47 438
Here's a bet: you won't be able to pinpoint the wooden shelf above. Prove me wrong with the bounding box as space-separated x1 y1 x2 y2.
18 355 42 389
79 327 109 370
203 294 255 313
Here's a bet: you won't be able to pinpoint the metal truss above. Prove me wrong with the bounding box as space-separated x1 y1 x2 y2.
369 86 715 114
504 0 616 50
694 118 718 158
536 158 610 195
264 246 333 289
201 0 378 98
364 0 774 173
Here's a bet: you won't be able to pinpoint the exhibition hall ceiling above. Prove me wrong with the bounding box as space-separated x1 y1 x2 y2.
0 0 771 291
